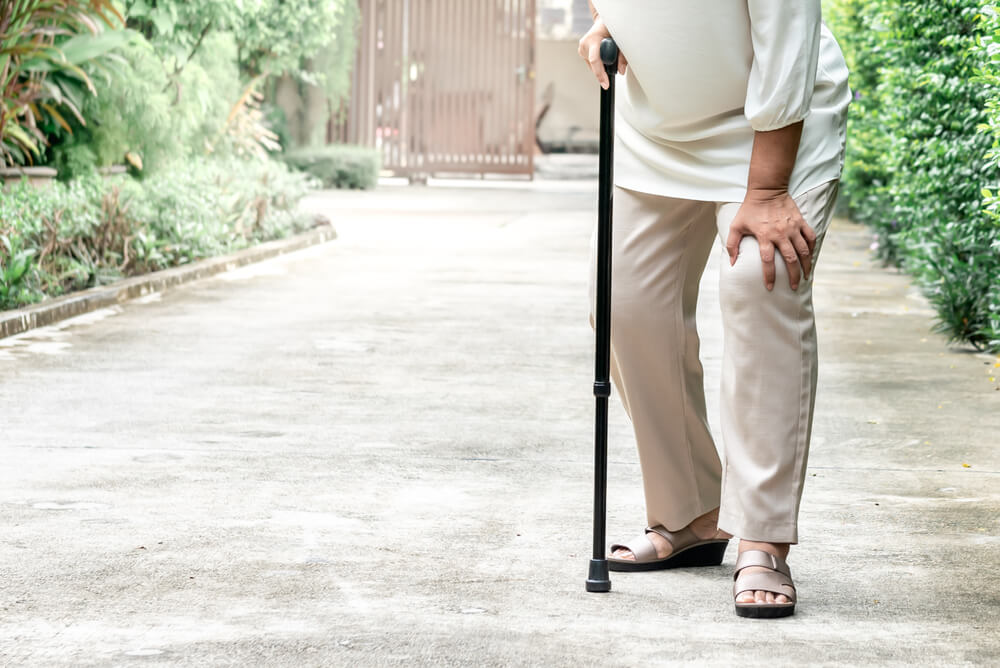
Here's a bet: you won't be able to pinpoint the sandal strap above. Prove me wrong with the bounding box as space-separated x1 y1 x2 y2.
734 549 792 578
609 532 658 562
646 525 698 551
733 570 797 602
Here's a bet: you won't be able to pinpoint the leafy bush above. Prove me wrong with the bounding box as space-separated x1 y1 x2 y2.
0 158 318 310
824 0 892 228
46 33 245 178
283 145 381 190
125 0 354 79
39 0 360 174
828 0 1000 352
976 5 1000 351
0 234 37 310
0 176 106 306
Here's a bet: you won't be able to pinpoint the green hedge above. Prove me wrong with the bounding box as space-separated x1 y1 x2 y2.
828 0 1000 352
282 144 381 190
0 158 318 310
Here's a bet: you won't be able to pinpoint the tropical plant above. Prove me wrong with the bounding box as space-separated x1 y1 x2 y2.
0 0 129 166
209 76 281 159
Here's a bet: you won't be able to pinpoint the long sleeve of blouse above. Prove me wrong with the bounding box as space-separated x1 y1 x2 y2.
744 0 823 131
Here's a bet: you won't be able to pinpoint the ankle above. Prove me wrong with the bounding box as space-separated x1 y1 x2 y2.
689 508 731 540
738 539 790 560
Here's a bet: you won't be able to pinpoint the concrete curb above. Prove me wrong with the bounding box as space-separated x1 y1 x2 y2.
0 225 337 340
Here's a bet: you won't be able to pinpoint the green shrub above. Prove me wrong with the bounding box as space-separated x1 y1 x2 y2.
0 234 38 310
825 1 894 230
828 0 1000 352
0 175 106 304
976 5 1000 351
0 158 318 310
47 33 244 178
283 145 381 190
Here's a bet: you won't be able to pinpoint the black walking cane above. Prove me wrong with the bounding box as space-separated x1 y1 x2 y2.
585 38 618 594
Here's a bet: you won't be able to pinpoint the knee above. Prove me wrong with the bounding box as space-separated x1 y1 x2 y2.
719 246 813 327
720 250 770 308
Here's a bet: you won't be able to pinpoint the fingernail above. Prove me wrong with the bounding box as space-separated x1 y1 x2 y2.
766 282 774 291
791 283 798 291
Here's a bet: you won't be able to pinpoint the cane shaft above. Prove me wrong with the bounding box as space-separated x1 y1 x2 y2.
586 39 617 594
592 76 614 558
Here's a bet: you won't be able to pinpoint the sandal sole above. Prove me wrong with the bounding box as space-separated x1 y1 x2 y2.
734 603 796 619
608 539 728 572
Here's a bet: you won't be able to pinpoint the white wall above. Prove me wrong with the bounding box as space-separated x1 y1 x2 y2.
535 37 600 150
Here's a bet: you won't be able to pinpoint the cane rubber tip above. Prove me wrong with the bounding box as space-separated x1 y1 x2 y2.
586 559 612 592
600 39 619 67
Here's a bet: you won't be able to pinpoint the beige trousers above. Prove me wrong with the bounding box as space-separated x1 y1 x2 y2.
589 180 839 544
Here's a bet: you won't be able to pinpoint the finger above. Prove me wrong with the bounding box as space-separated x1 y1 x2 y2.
588 43 608 89
777 240 801 290
726 226 744 266
758 240 776 290
801 220 817 256
792 231 812 280
618 52 628 75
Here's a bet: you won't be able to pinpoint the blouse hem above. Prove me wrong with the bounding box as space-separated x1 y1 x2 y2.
613 170 842 205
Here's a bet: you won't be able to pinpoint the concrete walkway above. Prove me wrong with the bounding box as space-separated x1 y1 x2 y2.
1 181 997 667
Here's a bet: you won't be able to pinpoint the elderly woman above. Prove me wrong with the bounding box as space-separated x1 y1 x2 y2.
579 1 850 618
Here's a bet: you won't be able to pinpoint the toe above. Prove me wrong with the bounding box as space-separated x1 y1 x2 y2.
613 549 635 561
776 594 789 604
736 591 755 604
765 592 776 604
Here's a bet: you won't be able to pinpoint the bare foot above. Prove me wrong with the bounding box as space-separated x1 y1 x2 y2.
612 507 728 560
735 540 791 606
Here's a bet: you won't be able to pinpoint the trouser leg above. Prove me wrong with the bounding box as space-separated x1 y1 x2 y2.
713 181 840 544
589 186 721 532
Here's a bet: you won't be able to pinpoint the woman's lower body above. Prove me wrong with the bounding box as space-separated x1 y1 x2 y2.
587 180 839 603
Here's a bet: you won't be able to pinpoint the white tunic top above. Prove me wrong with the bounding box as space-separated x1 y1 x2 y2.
592 0 852 202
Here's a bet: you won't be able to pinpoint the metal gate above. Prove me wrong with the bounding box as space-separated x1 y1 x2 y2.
343 0 537 178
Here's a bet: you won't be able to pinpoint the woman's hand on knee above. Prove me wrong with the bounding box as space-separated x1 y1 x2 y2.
578 19 627 89
726 189 817 292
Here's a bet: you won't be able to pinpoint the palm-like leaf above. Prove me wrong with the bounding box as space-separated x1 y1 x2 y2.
1 0 127 166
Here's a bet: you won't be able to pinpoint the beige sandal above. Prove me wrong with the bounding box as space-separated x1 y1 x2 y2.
733 550 797 618
608 525 729 572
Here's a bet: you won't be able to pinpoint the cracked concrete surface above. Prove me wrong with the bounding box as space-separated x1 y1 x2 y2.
1 181 997 667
